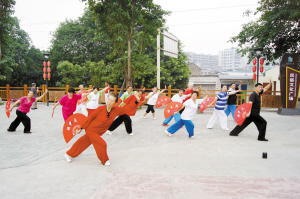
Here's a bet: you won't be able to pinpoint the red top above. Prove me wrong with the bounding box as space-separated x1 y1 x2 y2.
105 85 110 93
123 94 145 116
81 99 137 135
17 96 36 113
59 94 82 114
182 88 194 103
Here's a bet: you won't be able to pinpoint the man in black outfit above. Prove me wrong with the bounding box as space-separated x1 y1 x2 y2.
229 79 272 141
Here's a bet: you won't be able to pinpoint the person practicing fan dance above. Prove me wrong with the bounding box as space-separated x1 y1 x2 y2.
224 81 242 122
142 85 166 120
64 93 140 166
104 82 110 104
206 85 241 131
86 86 109 115
162 88 195 126
53 87 89 121
73 85 92 116
7 89 48 134
106 88 153 136
229 80 272 141
164 91 208 138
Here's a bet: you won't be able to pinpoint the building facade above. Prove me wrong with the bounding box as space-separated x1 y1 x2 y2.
218 47 250 71
185 52 218 70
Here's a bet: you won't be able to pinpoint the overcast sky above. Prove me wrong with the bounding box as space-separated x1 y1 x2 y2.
14 0 260 55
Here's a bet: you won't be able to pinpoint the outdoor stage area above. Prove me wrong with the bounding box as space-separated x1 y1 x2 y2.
0 103 300 199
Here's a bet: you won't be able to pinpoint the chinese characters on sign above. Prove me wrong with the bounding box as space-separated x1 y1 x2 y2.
286 67 300 108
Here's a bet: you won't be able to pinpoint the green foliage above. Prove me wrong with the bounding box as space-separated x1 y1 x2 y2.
230 0 300 64
84 0 170 86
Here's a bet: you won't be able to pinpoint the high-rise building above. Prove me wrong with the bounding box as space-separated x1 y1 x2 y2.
185 52 218 70
218 47 247 71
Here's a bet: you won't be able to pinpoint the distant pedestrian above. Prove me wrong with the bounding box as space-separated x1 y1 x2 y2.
31 83 38 110
7 89 48 134
224 80 242 122
229 80 272 141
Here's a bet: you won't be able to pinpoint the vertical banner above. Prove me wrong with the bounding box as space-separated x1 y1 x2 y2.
286 67 300 108
279 53 300 108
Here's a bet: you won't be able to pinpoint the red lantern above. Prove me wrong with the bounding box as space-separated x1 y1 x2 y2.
47 61 51 67
43 61 46 67
252 58 257 65
47 68 51 73
43 74 46 79
47 74 51 79
253 73 256 80
252 66 256 72
260 66 264 73
43 67 46 73
260 58 264 65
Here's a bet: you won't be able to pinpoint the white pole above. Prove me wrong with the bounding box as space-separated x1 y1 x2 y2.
157 29 160 89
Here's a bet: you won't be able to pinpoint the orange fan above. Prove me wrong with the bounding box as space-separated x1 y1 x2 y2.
155 96 172 108
5 99 11 118
199 97 215 112
234 103 252 126
77 95 88 105
63 113 87 143
164 102 182 118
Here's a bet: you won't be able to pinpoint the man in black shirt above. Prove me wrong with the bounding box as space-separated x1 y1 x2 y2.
225 81 242 122
229 80 272 141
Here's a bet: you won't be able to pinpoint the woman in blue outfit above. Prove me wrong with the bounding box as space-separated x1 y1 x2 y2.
164 91 208 138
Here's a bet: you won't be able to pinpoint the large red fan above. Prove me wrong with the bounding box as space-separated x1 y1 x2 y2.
199 97 215 112
234 103 252 126
164 102 183 118
156 96 172 108
77 95 88 105
5 99 11 118
63 113 87 143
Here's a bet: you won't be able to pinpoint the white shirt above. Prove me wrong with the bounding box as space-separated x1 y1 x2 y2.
171 94 187 103
86 91 100 109
181 99 203 120
147 92 159 105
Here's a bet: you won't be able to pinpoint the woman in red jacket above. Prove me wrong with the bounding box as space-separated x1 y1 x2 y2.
64 93 140 166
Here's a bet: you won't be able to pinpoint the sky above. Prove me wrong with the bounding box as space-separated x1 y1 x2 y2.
14 0 260 55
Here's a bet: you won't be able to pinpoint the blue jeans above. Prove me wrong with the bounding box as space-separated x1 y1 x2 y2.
224 105 236 122
163 112 181 125
167 119 195 137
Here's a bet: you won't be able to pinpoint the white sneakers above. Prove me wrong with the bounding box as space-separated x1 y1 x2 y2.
223 128 231 131
164 130 172 137
106 130 112 135
128 133 134 136
142 116 147 119
190 136 195 139
153 117 157 120
64 153 72 163
104 160 110 166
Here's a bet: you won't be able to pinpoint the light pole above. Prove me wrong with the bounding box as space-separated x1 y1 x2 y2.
253 47 263 84
43 52 50 106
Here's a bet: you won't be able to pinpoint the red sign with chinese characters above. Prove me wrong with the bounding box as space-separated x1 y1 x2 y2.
286 67 300 108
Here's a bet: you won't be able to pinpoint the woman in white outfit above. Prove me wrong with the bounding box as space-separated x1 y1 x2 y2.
142 85 166 119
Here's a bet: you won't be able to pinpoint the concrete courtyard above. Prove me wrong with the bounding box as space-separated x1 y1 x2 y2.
0 102 300 199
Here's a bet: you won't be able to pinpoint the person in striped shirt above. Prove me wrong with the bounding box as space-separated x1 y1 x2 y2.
206 85 241 130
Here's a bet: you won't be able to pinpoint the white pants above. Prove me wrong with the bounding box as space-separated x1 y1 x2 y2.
207 109 228 129
73 104 88 116
105 93 109 103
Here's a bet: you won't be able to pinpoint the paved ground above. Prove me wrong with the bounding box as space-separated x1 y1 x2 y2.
0 102 300 199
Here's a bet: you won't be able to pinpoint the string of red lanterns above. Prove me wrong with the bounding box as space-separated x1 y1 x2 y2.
43 61 51 80
252 58 264 80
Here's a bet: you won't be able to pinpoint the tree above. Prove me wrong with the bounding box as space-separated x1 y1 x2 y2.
50 8 112 86
84 0 170 87
229 0 300 64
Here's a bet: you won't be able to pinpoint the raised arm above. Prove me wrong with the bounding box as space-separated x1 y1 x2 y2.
35 89 48 102
9 100 21 112
101 87 109 93
202 90 209 101
263 79 272 92
159 85 167 95
144 92 154 100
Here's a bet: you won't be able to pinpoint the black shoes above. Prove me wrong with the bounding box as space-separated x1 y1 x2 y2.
24 131 32 134
229 134 238 136
258 138 268 141
7 129 16 132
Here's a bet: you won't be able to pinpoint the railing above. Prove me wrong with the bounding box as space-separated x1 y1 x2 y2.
0 84 283 108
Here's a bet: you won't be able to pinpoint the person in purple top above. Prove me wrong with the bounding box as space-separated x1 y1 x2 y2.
7 89 48 133
53 87 89 121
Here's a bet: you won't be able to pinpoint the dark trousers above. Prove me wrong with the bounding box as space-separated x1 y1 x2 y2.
8 110 31 132
229 113 267 140
145 105 155 113
108 114 132 134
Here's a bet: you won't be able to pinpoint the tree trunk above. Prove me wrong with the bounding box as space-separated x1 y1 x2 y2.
126 39 132 87
0 38 2 61
119 78 126 97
